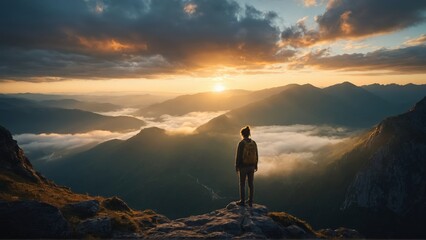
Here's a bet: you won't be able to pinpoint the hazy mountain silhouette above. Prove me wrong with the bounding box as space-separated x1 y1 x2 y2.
362 83 426 110
5 92 173 109
39 99 121 112
197 83 421 133
0 97 145 134
137 85 296 117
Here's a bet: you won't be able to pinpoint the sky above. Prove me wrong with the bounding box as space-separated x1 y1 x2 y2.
0 0 425 94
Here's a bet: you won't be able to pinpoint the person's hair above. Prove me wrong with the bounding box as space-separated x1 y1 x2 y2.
240 126 251 138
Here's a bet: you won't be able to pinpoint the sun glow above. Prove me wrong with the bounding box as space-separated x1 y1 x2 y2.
213 83 225 92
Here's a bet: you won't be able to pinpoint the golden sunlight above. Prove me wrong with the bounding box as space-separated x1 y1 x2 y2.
213 83 225 92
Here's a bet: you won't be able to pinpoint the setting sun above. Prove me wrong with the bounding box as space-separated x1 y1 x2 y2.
213 83 225 92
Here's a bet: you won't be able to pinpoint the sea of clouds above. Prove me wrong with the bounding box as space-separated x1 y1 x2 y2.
14 110 355 176
14 111 227 161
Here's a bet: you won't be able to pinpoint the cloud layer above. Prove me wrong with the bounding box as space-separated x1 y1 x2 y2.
252 125 351 176
297 44 426 73
282 0 426 47
15 110 226 161
1 0 425 80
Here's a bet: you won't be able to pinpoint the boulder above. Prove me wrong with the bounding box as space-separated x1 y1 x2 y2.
0 200 71 238
63 199 100 218
76 217 112 238
102 196 131 212
286 224 306 237
319 227 362 239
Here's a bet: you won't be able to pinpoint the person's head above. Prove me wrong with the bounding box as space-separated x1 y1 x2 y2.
240 126 251 139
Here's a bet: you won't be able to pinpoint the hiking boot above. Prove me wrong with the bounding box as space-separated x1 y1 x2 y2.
246 200 253 207
236 201 245 207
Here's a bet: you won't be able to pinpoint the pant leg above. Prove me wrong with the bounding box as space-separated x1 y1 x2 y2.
247 167 255 202
239 167 247 202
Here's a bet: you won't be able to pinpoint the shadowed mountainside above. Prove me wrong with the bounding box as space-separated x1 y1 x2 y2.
273 96 426 238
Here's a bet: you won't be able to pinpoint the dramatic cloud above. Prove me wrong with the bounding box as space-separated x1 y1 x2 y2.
297 45 426 73
280 17 320 48
282 0 426 47
1 0 424 80
0 0 287 81
252 125 351 176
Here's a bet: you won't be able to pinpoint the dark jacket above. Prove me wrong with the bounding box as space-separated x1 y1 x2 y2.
235 138 258 169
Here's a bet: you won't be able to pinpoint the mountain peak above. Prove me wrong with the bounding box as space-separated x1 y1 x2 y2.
324 81 361 92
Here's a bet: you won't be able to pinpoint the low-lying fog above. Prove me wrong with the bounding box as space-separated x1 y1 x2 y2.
15 109 356 175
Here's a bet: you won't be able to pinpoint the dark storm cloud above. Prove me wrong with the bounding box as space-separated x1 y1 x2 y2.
281 0 426 47
0 0 289 81
298 45 426 73
0 48 172 80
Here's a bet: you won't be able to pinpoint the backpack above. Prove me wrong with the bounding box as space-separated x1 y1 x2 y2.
242 140 257 165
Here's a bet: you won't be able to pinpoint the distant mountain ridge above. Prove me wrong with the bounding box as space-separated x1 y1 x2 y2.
197 82 424 133
39 99 121 112
137 85 297 117
362 83 426 110
0 97 145 134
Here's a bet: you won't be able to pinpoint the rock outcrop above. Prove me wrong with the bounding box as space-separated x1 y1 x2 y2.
63 199 100 218
0 200 71 238
0 125 46 183
145 202 361 239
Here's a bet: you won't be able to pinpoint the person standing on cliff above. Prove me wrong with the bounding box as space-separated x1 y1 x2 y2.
235 125 258 207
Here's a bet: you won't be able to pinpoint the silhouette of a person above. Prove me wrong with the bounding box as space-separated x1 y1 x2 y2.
235 126 258 207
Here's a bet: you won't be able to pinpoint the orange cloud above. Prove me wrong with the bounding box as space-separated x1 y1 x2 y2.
339 11 353 35
404 34 426 46
76 36 147 53
184 3 197 15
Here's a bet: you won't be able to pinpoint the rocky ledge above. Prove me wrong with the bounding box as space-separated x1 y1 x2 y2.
145 202 361 239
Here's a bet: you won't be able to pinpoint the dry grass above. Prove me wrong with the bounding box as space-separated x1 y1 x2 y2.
0 171 98 208
0 170 166 236
269 211 325 238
